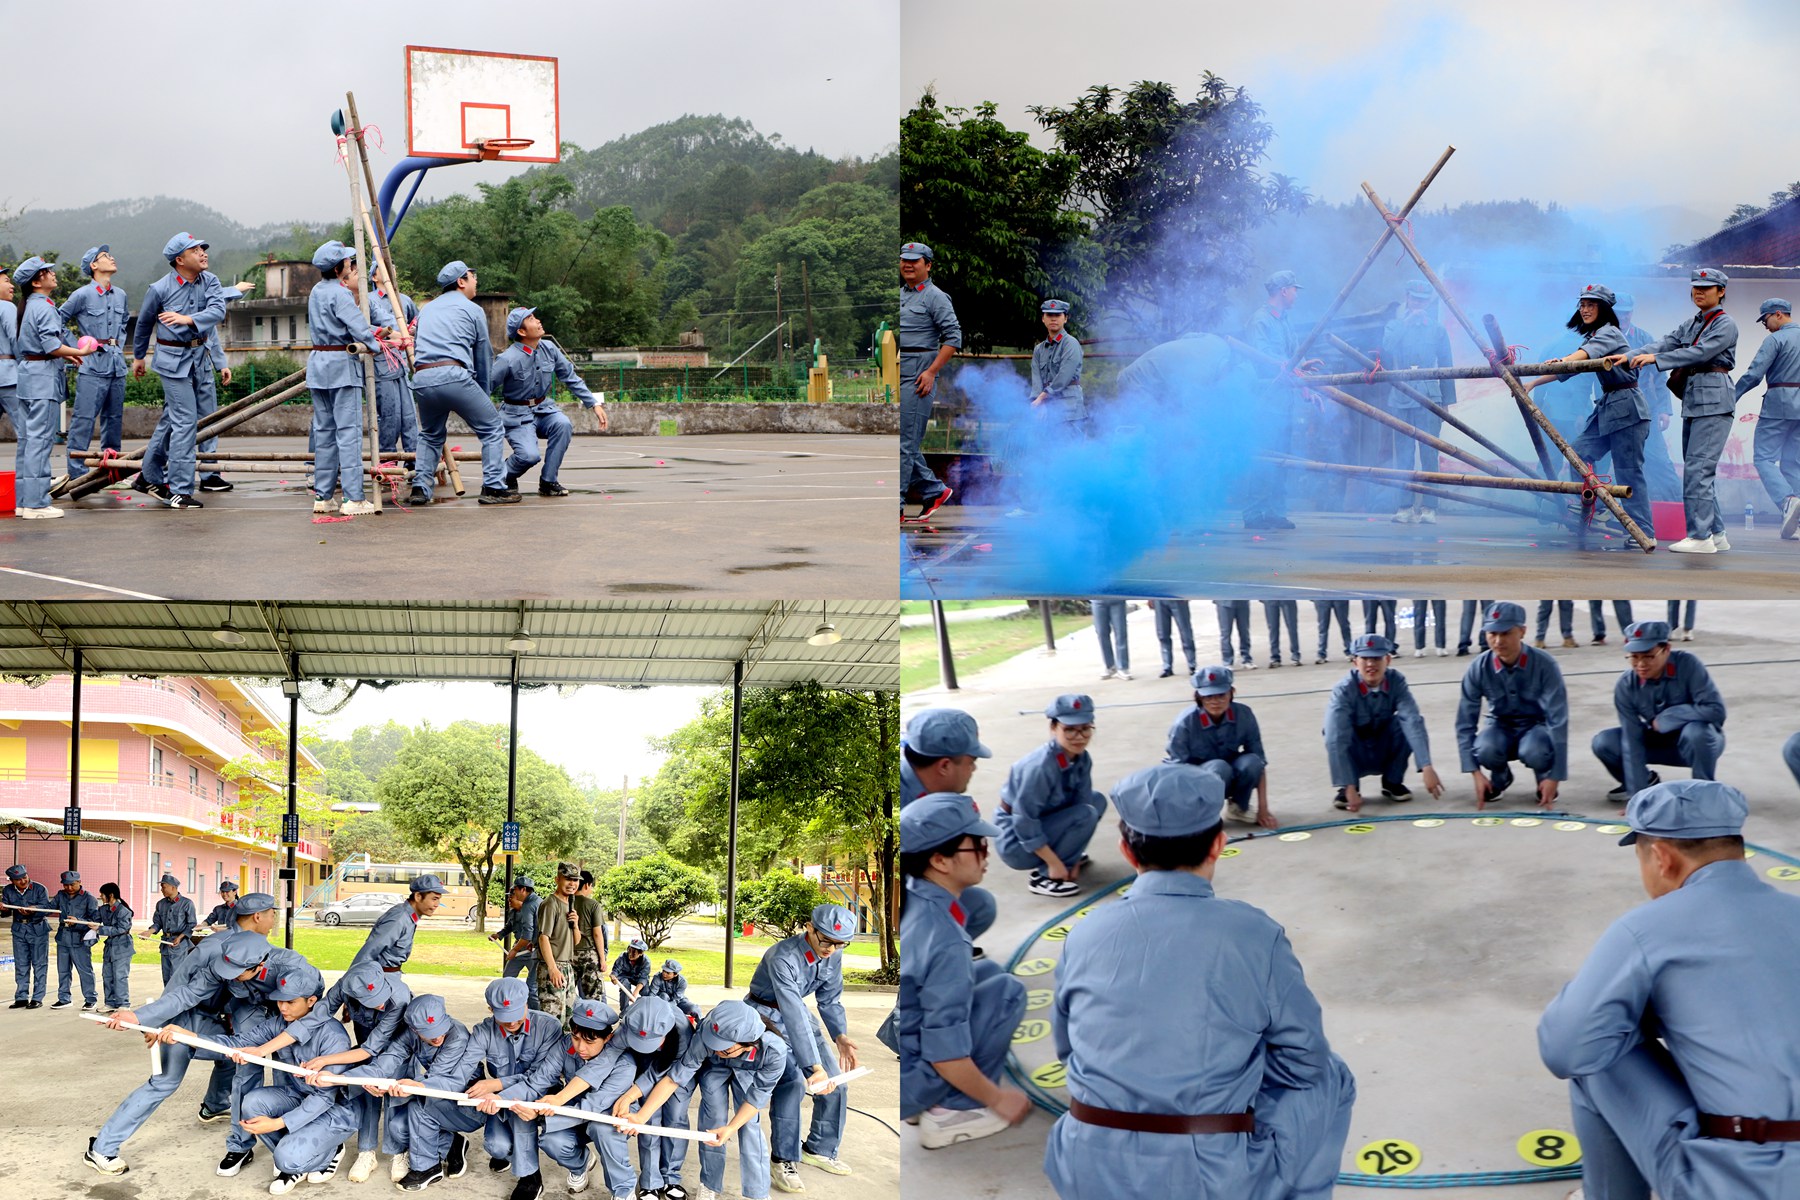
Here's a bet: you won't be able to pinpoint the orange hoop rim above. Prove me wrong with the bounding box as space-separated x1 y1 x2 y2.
472 137 535 160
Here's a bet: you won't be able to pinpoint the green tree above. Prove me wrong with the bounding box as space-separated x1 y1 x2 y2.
900 90 1100 352
1030 75 1304 336
733 868 827 939
327 812 422 863
595 853 716 949
375 721 591 932
215 727 343 849
639 681 899 973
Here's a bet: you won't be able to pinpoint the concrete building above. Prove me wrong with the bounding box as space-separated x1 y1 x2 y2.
0 675 326 913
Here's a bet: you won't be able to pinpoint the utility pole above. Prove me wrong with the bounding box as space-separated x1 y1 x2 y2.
801 259 815 347
613 776 628 944
774 264 784 375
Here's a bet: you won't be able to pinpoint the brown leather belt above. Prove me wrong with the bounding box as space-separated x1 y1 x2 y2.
155 338 197 348
1702 365 1731 373
503 396 548 405
95 338 117 346
0 354 12 360
1697 1113 1800 1143
381 966 402 974
414 361 463 371
1068 1099 1255 1135
311 344 356 352
22 353 56 362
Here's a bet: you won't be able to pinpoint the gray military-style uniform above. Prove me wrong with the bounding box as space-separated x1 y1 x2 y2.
898 276 962 508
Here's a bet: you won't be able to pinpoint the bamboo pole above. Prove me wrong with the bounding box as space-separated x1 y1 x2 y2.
1226 336 1509 479
1358 477 1544 520
189 451 482 462
1358 184 1655 552
338 103 382 515
1265 454 1630 498
63 380 312 500
1287 145 1456 366
1266 358 1611 389
1483 313 1554 477
1325 335 1542 479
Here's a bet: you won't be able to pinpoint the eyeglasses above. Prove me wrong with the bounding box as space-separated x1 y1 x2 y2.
1059 725 1095 736
951 838 989 857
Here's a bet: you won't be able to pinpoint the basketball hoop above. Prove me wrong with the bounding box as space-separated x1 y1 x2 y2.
472 137 534 160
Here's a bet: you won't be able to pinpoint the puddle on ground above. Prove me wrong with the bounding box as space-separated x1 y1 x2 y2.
725 561 815 574
606 582 702 593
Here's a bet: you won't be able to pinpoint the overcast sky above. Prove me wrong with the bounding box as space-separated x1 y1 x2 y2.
3 0 898 227
902 0 1786 229
251 681 712 790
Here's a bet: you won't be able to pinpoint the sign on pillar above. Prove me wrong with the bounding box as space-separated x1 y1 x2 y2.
502 821 521 853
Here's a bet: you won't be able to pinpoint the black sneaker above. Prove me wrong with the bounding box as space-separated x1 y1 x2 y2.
26 1000 42 1008
1607 771 1660 802
198 1103 231 1123
446 1132 469 1178
510 1171 543 1200
145 481 172 501
1381 783 1412 802
969 945 984 960
665 1187 689 1200
216 1148 253 1177
538 481 569 497
504 471 522 491
398 1165 446 1192
198 474 234 492
7 1000 24 1009
1456 647 1471 656
165 493 203 509
1487 765 1513 800
129 474 152 494
1333 789 1351 811
1158 669 1173 678
408 486 432 506
50 999 71 1009
489 1155 510 1174
913 487 953 521
478 486 521 505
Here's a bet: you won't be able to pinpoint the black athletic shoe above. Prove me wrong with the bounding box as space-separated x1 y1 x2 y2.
1381 783 1412 802
398 1165 446 1192
165 493 203 509
198 474 234 492
510 1171 544 1200
198 1104 231 1123
489 1155 511 1174
1263 514 1297 530
408 486 432 506
26 1000 42 1008
969 945 984 960
478 486 521 505
538 481 569 497
1487 765 1513 799
504 471 522 491
1158 669 1174 678
664 1186 689 1200
216 1148 253 1177
1332 788 1351 811
129 474 152 494
1456 647 1471 656
1607 771 1660 802
912 487 953 521
446 1133 469 1179
145 481 172 501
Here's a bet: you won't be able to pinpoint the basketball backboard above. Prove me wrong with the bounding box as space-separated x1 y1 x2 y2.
404 46 559 164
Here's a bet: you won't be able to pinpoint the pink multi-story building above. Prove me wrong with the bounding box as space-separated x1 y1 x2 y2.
0 675 326 914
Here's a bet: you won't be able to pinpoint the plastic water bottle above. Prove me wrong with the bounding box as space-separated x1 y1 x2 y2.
1745 504 1755 531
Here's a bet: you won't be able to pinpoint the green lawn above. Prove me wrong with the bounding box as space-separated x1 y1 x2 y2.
898 599 1028 617
100 925 875 987
902 612 1094 693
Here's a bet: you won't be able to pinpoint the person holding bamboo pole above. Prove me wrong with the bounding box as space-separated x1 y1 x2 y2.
130 233 227 510
306 240 396 517
1523 284 1653 542
1609 267 1739 554
409 261 514 506
3 863 51 1008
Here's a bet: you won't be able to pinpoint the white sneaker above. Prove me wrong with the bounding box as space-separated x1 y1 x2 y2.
1239 659 1257 670
1712 531 1731 551
1418 509 1437 524
1666 536 1716 554
84 1138 127 1176
1117 671 1133 681
1783 495 1800 540
1027 873 1080 898
269 1172 302 1196
1681 629 1694 641
341 499 377 517
348 1150 378 1183
1392 508 1413 523
1414 649 1426 658
567 1144 597 1193
312 496 339 515
772 1160 806 1192
1004 507 1032 519
18 505 64 520
699 1188 721 1200
1435 647 1449 656
1224 804 1257 825
305 1145 344 1183
390 1154 411 1183
802 1151 851 1176
917 1105 1012 1149
1099 668 1117 680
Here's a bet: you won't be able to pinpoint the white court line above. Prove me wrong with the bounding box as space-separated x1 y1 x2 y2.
0 566 168 599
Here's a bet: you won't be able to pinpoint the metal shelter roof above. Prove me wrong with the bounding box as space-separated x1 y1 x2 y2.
0 602 899 691
0 811 123 844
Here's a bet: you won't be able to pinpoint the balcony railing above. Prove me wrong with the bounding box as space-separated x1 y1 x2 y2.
0 776 322 857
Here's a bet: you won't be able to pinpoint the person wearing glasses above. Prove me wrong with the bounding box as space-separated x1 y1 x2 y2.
899 791 1030 1149
1165 667 1279 829
1591 621 1726 806
744 902 860 1191
996 695 1109 898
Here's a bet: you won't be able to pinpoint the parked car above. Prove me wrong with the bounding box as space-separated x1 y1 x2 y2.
311 892 402 926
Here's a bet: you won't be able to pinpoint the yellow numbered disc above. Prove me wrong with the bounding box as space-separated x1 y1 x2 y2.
1554 821 1587 831
1472 817 1503 827
1596 824 1629 835
1510 818 1542 827
1278 831 1312 842
1412 819 1445 828
1012 1018 1051 1045
1344 824 1375 835
1028 1059 1067 1089
1354 1138 1422 1177
1013 957 1057 977
1746 848 1758 858
1071 906 1095 919
1516 1129 1581 1167
1767 865 1800 883
1219 847 1241 858
1042 925 1071 941
1026 988 1053 1011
